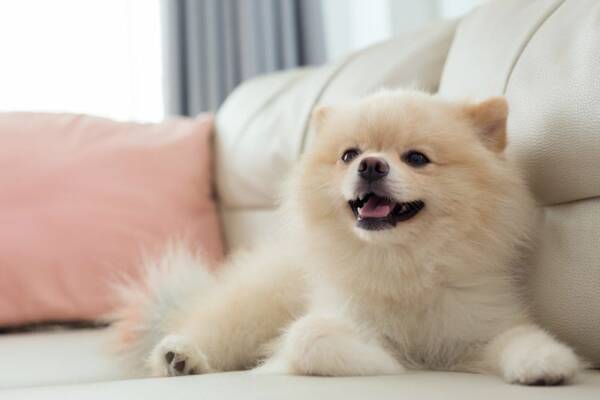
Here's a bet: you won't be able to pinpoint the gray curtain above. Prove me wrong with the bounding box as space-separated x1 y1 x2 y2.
162 0 326 116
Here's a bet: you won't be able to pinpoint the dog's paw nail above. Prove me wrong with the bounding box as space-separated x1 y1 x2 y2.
503 340 579 386
163 350 193 376
150 334 210 377
174 360 186 373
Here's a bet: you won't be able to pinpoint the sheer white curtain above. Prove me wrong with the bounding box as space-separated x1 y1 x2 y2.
0 0 164 122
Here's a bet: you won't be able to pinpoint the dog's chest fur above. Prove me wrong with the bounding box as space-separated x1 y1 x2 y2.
353 288 498 370
320 251 524 370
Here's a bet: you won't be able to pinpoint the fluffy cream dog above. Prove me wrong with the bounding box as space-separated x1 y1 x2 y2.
112 90 581 385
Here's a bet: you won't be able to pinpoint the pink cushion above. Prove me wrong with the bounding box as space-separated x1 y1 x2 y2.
0 113 223 326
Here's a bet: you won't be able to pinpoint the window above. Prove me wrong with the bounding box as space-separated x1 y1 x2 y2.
0 0 163 122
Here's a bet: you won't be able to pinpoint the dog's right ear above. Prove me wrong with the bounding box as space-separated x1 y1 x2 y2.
464 97 508 153
311 105 331 133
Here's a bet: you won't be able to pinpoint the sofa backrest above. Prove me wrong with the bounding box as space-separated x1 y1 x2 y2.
439 0 600 367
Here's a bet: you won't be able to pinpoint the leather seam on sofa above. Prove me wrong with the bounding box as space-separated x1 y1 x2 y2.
297 50 376 154
501 0 566 94
214 71 307 156
544 194 600 208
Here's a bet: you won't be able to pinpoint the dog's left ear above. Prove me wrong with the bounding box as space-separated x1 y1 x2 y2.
465 97 508 152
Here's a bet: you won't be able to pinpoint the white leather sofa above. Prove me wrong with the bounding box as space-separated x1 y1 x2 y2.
1 0 599 398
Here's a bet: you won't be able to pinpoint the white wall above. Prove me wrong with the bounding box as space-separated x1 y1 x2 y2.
439 0 484 18
321 0 483 60
321 0 392 60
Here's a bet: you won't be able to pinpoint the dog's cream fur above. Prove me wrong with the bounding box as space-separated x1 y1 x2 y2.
112 90 581 385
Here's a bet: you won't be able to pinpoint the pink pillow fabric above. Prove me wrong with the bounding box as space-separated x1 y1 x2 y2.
0 113 223 327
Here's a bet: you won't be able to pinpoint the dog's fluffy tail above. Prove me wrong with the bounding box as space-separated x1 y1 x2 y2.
108 243 215 371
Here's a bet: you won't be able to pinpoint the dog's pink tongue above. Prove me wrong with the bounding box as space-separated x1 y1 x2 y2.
359 197 392 218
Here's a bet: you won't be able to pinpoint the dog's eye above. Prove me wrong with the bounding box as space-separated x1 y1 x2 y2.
402 151 430 167
341 148 361 163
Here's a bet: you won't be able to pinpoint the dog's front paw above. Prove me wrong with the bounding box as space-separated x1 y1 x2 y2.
148 334 210 377
252 356 293 375
275 315 404 377
502 339 580 385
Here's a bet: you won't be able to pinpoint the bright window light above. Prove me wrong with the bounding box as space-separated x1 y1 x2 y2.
0 0 164 122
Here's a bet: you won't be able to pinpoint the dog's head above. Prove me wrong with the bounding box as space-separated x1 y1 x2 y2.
294 90 531 246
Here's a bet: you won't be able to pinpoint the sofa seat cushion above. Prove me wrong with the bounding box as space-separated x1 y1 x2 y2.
3 369 600 400
1 328 599 397
0 329 126 389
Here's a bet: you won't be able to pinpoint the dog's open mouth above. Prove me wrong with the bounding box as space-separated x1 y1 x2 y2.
348 193 425 231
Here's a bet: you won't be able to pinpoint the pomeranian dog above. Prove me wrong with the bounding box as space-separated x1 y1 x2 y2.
112 90 581 385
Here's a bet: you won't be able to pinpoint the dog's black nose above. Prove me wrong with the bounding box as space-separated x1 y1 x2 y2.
358 157 389 182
